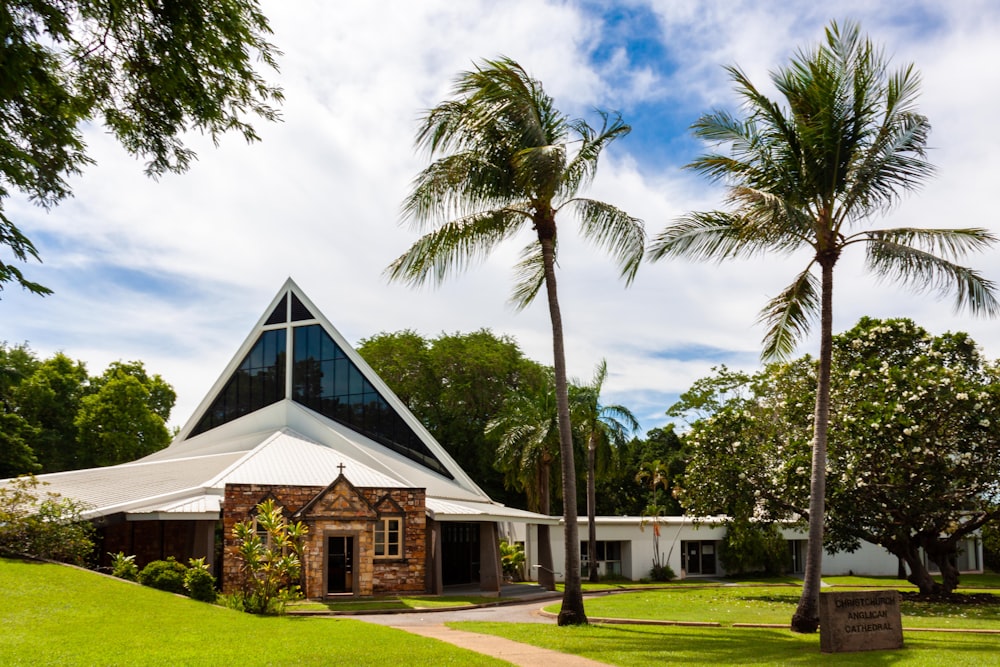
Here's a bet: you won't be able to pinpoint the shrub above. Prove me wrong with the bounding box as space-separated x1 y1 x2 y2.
109 552 139 581
499 540 525 581
649 563 675 582
719 520 790 577
0 475 94 564
184 557 217 602
138 557 187 594
231 499 308 614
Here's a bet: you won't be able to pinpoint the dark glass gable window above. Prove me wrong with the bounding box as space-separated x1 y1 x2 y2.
291 324 452 478
191 329 287 436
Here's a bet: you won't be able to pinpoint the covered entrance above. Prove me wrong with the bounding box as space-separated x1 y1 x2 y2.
326 535 355 594
441 523 480 585
682 540 717 575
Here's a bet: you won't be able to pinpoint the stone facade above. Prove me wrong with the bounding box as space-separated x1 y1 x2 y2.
221 475 426 598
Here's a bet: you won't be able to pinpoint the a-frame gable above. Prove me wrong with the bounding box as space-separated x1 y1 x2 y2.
175 279 485 489
372 493 405 516
294 474 377 521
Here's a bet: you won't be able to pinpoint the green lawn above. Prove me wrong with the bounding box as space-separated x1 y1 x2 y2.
561 585 1000 630
7 557 1000 666
453 621 1000 666
0 558 504 666
457 580 1000 665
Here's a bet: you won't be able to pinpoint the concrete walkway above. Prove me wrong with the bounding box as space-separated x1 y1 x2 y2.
399 624 610 667
353 586 611 666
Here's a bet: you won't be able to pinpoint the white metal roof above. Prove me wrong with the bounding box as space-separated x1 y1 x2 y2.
8 279 554 527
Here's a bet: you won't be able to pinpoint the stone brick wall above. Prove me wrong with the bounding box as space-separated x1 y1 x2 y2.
221 480 426 598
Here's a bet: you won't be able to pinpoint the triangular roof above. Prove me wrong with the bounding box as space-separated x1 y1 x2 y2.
19 279 556 525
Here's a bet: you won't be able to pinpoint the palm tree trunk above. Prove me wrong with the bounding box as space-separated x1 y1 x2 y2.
537 460 555 590
587 436 599 582
790 258 834 634
538 232 587 626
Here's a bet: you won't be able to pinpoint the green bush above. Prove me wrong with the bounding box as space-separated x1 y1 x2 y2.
719 520 790 577
0 475 94 565
184 558 217 602
138 557 187 594
649 563 675 582
499 540 525 581
109 552 139 581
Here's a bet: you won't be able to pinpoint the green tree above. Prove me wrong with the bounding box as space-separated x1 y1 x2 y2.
358 328 548 506
356 330 434 409
0 343 42 475
387 57 645 625
2 0 282 295
74 361 176 467
573 359 638 582
0 413 40 478
487 371 561 591
15 353 89 472
650 22 997 632
675 318 1000 596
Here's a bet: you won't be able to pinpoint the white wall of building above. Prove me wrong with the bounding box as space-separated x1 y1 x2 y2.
509 516 982 582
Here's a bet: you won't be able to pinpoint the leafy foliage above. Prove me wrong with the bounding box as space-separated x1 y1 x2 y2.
0 0 283 295
499 540 525 581
718 520 790 577
676 317 1000 595
231 499 308 614
109 551 139 582
138 557 188 595
0 475 93 564
0 344 175 474
184 557 217 603
650 20 996 633
358 329 548 507
647 563 675 582
74 361 175 467
388 56 645 625
573 359 639 582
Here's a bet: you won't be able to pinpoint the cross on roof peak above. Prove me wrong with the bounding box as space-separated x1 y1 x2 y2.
337 462 346 475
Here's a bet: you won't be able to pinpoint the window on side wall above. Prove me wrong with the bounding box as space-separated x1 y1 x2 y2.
374 517 402 558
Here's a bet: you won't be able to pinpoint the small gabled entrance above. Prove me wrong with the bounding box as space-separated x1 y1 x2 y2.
327 535 355 594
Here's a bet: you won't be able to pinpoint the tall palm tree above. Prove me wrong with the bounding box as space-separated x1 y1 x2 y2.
649 22 997 633
387 56 645 625
486 372 561 591
573 359 638 582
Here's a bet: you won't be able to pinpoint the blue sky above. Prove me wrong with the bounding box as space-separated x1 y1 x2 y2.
4 0 1000 436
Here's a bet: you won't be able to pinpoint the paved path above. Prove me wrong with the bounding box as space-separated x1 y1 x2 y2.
355 595 611 666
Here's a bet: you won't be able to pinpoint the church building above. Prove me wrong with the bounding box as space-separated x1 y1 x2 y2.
28 279 554 597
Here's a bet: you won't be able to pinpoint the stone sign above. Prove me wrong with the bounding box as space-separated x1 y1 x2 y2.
818 589 904 653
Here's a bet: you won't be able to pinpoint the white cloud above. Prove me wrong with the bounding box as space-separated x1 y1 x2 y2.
4 0 1000 435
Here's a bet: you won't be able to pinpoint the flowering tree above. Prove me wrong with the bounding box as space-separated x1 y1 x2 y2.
675 318 1000 595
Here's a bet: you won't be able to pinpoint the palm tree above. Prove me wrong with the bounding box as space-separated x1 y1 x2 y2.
573 359 638 582
387 56 645 625
635 458 672 576
486 372 561 590
649 22 997 633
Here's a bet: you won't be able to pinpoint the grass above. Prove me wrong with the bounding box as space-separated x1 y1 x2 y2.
560 585 1000 630
7 558 1000 666
452 621 1000 666
0 558 504 666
